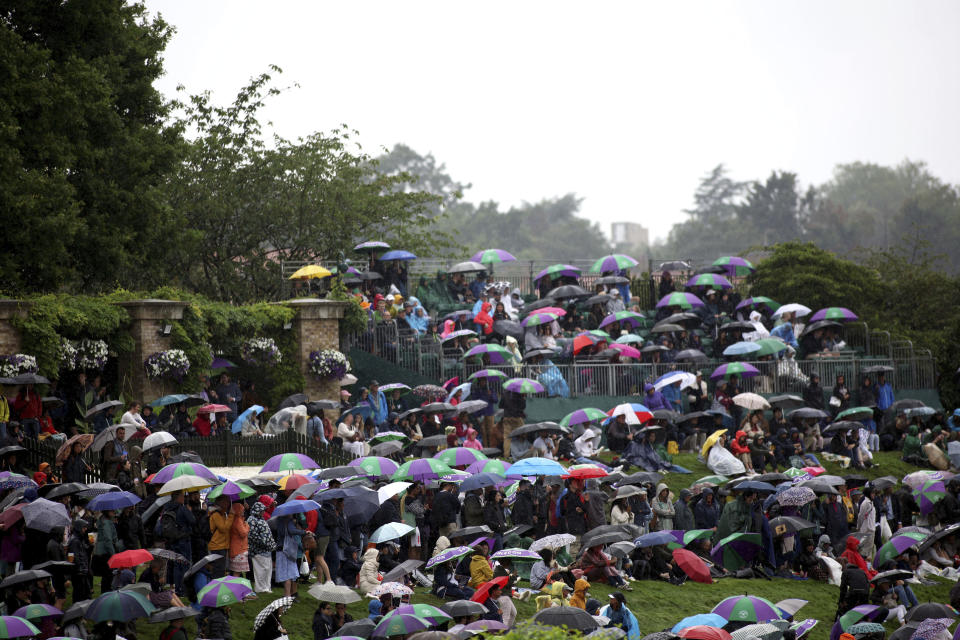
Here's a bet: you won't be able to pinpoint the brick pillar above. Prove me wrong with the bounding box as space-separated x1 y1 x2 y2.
283 299 349 404
0 301 31 357
114 300 189 403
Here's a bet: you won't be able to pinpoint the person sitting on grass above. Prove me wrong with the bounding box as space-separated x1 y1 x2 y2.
600 592 641 640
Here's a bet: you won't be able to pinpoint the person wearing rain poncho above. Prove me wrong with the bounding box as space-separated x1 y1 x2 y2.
901 425 924 465
702 431 746 477
574 428 601 459
600 592 641 640
535 356 570 399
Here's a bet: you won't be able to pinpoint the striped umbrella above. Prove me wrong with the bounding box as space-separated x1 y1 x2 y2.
491 548 541 561
260 453 319 473
11 604 61 620
560 408 608 428
467 369 509 381
657 292 705 309
354 240 390 251
713 256 756 277
837 604 885 632
394 604 452 625
521 312 560 328
599 311 646 329
810 307 858 322
197 577 254 607
207 480 255 502
463 344 517 364
591 254 638 273
392 459 455 482
470 249 516 265
913 480 947 516
685 274 733 289
711 594 783 623
606 403 654 425
711 362 760 381
503 378 544 394
434 447 488 467
710 533 763 571
0 616 40 638
465 459 511 476
146 462 219 485
348 456 400 477
666 529 714 547
372 613 432 637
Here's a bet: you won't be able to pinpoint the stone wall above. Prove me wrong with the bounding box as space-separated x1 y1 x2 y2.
283 298 349 411
114 300 189 403
0 301 31 356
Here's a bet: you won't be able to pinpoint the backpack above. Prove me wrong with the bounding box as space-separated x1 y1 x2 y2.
160 510 184 542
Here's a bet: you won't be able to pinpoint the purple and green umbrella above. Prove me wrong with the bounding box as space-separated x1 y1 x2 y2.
463 343 517 364
148 462 219 485
903 470 952 490
441 329 477 343
86 590 156 622
207 480 255 502
372 612 432 637
198 577 254 607
0 616 40 638
591 254 638 273
874 531 929 567
491 548 541 561
434 447 488 467
348 456 400 477
736 297 780 314
392 458 455 482
835 604 885 635
354 240 390 252
913 480 947 516
535 264 581 281
560 407 608 428
665 529 714 547
522 312 560 328
791 619 818 639
810 307 858 322
656 292 705 309
465 459 512 476
260 453 319 473
599 311 645 330
503 378 544 394
711 593 782 623
467 369 509 381
710 532 763 571
713 256 756 277
685 274 733 289
711 362 760 381
369 431 409 444
471 249 516 265
11 604 61 620
393 604 451 626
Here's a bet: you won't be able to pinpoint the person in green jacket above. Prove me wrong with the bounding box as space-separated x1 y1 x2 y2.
902 425 924 465
713 490 757 545
93 510 120 594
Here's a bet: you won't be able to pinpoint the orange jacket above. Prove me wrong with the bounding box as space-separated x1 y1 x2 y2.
229 503 249 557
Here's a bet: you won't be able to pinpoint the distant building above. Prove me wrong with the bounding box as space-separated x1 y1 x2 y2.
611 222 649 267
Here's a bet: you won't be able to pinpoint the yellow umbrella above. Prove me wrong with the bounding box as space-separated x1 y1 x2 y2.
701 428 729 459
289 265 332 280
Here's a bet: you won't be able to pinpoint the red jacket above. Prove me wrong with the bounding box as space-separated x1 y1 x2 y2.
839 535 877 578
730 430 751 455
11 390 40 420
474 303 494 335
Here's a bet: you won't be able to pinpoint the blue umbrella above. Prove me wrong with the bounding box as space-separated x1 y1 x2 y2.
150 394 188 407
509 457 566 476
634 531 675 548
370 522 415 544
380 250 417 261
87 491 141 512
343 405 373 420
445 383 471 403
723 341 762 356
272 499 321 517
459 473 505 493
231 405 265 434
672 614 729 633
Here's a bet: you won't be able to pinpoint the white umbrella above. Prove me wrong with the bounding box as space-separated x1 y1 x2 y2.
142 432 178 451
772 303 811 319
608 404 642 425
339 374 358 386
309 583 361 604
378 481 411 504
653 371 697 391
733 392 771 411
158 476 215 496
529 533 576 552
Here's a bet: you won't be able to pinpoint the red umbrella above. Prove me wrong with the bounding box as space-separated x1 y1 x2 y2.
108 549 154 569
470 576 509 603
198 404 230 414
563 465 609 480
573 334 601 354
678 626 732 640
673 548 712 584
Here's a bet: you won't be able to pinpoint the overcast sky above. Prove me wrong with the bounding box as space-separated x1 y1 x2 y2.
146 1 960 243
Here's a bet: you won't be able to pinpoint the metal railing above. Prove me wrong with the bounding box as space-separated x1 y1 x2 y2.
870 330 893 359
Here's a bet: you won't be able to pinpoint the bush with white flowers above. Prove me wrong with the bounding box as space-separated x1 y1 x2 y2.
58 338 80 371
308 349 349 381
241 337 282 367
0 354 38 378
144 349 191 381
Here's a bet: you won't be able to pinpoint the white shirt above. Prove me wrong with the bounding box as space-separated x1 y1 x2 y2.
532 436 556 460
120 411 146 427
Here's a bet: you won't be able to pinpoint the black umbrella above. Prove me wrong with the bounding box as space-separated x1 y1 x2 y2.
448 261 487 274
0 488 27 511
581 524 639 548
449 525 493 540
493 320 524 339
524 348 557 361
659 261 692 271
277 393 309 410
619 471 662 486
862 365 894 374
650 323 683 333
767 394 805 409
503 524 532 538
148 548 190 564
871 569 914 584
62 599 92 623
660 312 701 327
11 373 49 385
870 476 899 491
822 421 864 436
307 400 340 414
422 402 454 414
381 559 423 584
0 445 26 457
0 569 51 589
769 516 816 534
694 264 725 274
413 435 447 448
906 602 958 622
788 407 830 420
341 477 374 489
442 599 486 617
677 411 713 424
652 410 681 423
33 560 74 573
46 482 92 498
150 606 199 623
339 618 376 638
184 553 222 581
595 276 630 285
169 451 204 464
141 496 171 524
316 466 364 480
359 271 382 281
753 472 790 483
480 447 502 458
533 606 599 632
585 294 611 306
508 422 564 439
409 632 455 640
800 480 839 495
84 400 123 418
547 285 590 300
889 623 920 640
918 523 960 553
640 344 668 353
718 321 756 332
524 298 560 313
843 474 868 488
890 399 926 412
237 477 281 491
675 349 708 363
371 440 404 457
800 320 841 336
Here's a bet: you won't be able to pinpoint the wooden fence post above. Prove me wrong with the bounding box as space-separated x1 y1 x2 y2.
224 429 234 467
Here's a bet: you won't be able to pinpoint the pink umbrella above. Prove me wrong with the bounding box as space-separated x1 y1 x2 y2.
609 343 642 358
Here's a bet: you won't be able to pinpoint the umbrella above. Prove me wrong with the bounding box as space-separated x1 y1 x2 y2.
261 453 319 472
380 250 416 261
149 606 200 623
465 459 511 476
546 284 591 300
674 615 729 633
316 466 365 481
560 408 608 428
678 627 732 640
600 311 646 330
231 404 265 434
509 422 564 439
348 456 400 477
109 549 154 569
435 447 487 468
184 553 222 582
339 619 377 638
712 594 783 623
724 342 762 357
874 531 930 567
490 548 540 561
582 524 640 548
904 470 953 490
871 569 914 584
290 264 332 279
459 472 506 492
22 498 69 532
197 577 254 607
85 590 155 622
369 582 414 598
87 491 141 512
792 620 818 639
711 363 760 380
157 475 214 495
448 261 487 274
276 474 312 491
533 606 599 632
0 617 39 638
675 349 710 365
471 248 516 264
654 371 697 392
463 343 516 364
713 256 756 276
46 482 89 500
736 297 781 313
836 406 874 421
906 603 958 622
914 480 947 516
672 548 711 584
425 546 473 569
529 533 576 552
197 403 230 415
12 604 61 620
412 384 447 400
309 582 361 604
665 529 714 547
657 292 705 309
686 273 733 289
734 393 771 410
769 516 816 535
355 240 390 251
509 457 566 476
591 254 638 273
0 570 51 591
55 434 94 464
606 402 653 425
730 624 785 640
370 522 415 544
253 596 296 631
838 605 885 631
272 499 321 517
392 459 454 482
207 480 255 502
84 399 123 419
711 533 763 571
776 486 816 507
810 307 858 322
149 462 219 484
767 394 805 408
381 560 424 585
442 600 486 618
141 431 177 451
502 377 544 394
372 612 432 638
564 464 608 480
633 531 674 548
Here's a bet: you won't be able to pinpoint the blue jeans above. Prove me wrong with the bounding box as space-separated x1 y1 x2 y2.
894 584 918 608
20 419 38 439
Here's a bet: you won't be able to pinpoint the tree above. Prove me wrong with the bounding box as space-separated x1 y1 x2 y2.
374 143 469 217
163 69 450 302
736 171 812 244
0 0 182 293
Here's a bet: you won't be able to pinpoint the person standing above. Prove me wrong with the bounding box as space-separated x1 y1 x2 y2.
228 502 249 578
92 510 119 594
246 501 275 593
499 389 526 459
432 480 461 539
208 496 235 579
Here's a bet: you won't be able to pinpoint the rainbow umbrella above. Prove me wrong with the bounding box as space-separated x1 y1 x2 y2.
503 378 544 394
86 591 156 622
467 369 509 381
521 312 560 328
535 264 581 281
711 594 782 623
348 456 400 477
810 307 858 322
736 297 780 313
463 344 516 364
710 533 763 571
913 480 947 516
434 447 488 467
685 274 733 289
471 249 516 265
0 616 40 638
148 462 219 485
599 311 645 330
260 453 319 473
657 292 705 309
713 256 756 277
465 459 512 476
198 577 254 607
392 459 455 482
874 531 929 567
560 408 608 428
425 546 473 569
207 480 255 502
711 362 760 380
591 254 638 273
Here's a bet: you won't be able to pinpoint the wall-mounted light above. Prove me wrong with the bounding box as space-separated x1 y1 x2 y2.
160 324 172 336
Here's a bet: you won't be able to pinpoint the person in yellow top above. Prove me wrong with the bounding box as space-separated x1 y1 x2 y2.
0 394 8 434
548 580 571 606
568 578 589 609
468 541 493 588
208 495 235 578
